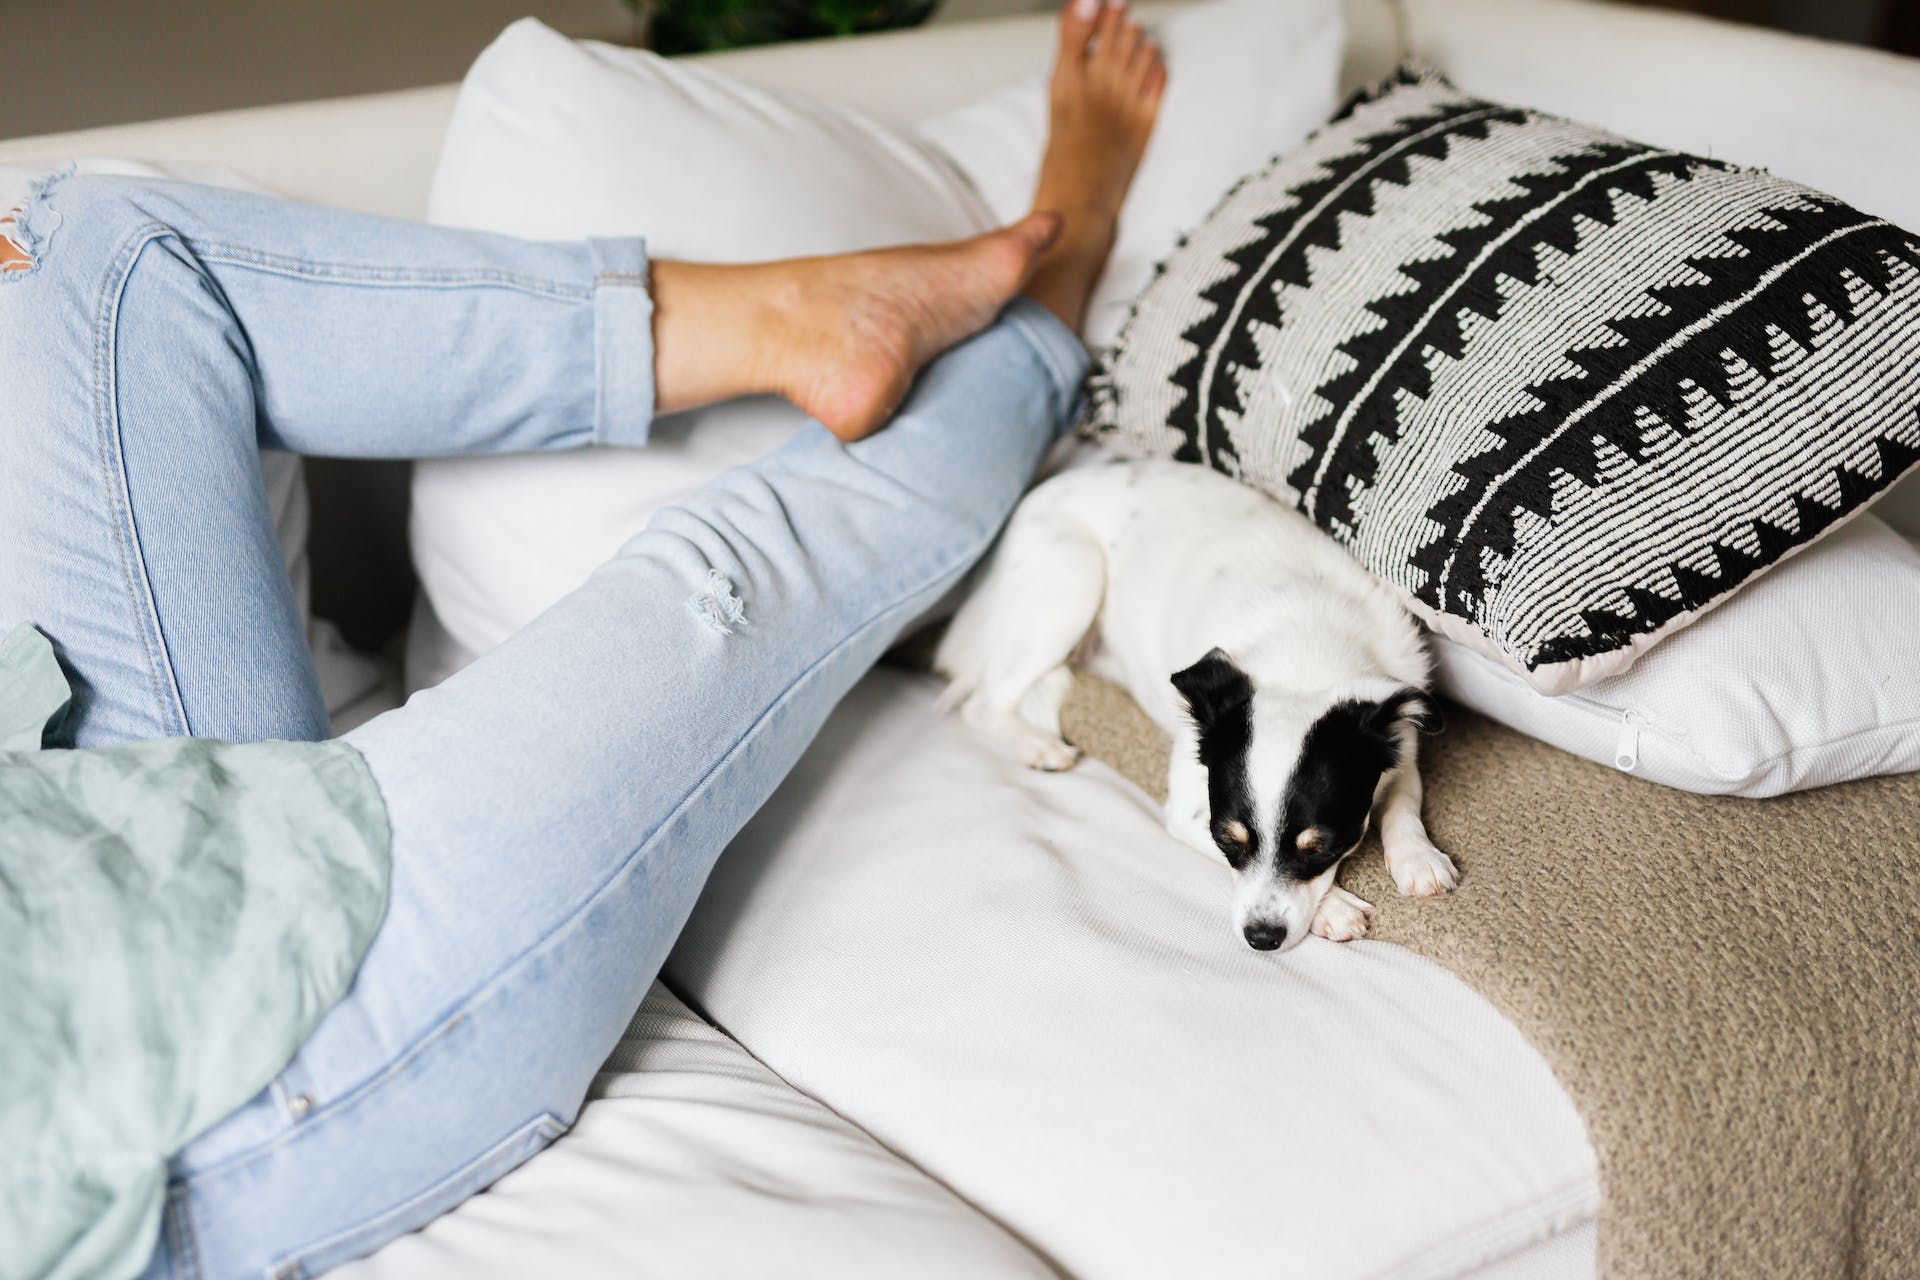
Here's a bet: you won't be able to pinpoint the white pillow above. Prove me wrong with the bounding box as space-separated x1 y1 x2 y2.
1433 515 1920 797
409 4 1346 686
426 18 993 253
411 18 992 686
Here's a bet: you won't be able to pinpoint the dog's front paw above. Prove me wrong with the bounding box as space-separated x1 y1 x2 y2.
1387 838 1459 898
960 703 1081 773
1019 732 1082 773
1312 886 1373 943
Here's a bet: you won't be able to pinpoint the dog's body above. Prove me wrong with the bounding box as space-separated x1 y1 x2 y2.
935 459 1458 952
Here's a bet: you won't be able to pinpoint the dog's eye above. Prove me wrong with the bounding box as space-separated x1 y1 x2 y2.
1214 819 1254 868
1295 828 1324 854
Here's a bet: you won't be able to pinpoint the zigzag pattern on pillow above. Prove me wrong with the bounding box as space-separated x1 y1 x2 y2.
1089 69 1920 687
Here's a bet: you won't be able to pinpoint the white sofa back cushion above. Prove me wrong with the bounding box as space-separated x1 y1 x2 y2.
1405 0 1920 239
428 18 992 253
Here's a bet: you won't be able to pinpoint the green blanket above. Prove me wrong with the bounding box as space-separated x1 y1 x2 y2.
0 625 390 1280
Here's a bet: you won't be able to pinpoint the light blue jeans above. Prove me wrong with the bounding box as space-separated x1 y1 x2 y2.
0 174 1086 1279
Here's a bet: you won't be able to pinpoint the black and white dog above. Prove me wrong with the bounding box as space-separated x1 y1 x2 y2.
935 459 1458 953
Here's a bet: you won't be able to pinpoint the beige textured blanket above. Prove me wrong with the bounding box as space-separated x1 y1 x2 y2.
1059 675 1920 1280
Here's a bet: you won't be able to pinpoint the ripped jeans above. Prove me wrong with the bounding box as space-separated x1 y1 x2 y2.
0 174 1087 1279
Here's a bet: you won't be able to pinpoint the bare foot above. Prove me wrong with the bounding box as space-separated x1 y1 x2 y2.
643 0 1162 442
1023 0 1167 330
651 214 1060 442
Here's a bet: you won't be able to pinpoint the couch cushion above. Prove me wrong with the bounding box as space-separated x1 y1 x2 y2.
335 983 1056 1280
663 669 1599 1279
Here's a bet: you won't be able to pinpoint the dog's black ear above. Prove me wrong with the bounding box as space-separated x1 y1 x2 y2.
1373 687 1443 735
1170 647 1254 735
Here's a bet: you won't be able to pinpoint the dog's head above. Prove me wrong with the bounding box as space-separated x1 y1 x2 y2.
1171 647 1441 953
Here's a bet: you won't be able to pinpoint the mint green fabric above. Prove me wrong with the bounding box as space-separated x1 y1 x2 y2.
0 624 391 1280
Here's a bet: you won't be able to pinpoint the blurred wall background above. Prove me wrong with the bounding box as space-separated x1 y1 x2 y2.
0 0 1912 140
0 0 1054 138
1626 0 1912 47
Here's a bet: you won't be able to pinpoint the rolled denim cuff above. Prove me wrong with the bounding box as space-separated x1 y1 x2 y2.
588 237 655 448
998 297 1092 432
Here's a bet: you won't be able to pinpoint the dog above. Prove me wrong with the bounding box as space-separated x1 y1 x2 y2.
934 458 1458 952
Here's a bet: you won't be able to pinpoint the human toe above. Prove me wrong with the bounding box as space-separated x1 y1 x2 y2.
1107 13 1145 72
1059 0 1101 59
1092 0 1128 54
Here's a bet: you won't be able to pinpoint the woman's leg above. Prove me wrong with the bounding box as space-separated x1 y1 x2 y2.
0 172 1049 746
147 300 1089 1280
14 6 1161 1274
0 172 659 746
143 10 1166 1271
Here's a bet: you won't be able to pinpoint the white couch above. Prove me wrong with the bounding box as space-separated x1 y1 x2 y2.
7 3 1919 1276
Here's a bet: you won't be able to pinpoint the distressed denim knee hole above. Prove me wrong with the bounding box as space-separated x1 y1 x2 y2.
0 210 32 274
689 569 748 636
0 166 71 281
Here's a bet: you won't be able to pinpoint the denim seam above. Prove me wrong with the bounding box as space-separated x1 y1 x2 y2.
94 224 193 738
173 511 1011 1186
167 1179 201 1280
589 267 654 448
185 241 592 302
272 1112 567 1276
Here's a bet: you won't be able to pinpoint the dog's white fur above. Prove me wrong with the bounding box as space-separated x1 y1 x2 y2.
935 459 1458 951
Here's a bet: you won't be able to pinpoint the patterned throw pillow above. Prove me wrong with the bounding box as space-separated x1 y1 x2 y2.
1087 67 1920 694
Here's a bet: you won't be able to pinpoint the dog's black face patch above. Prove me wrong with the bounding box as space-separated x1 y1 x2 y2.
1171 648 1258 872
1276 690 1442 882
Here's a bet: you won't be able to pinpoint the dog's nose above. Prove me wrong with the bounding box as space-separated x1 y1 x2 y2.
1243 922 1287 951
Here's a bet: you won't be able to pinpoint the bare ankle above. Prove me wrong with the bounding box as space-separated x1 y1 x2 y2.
1019 0 1167 332
649 260 785 416
648 228 1047 440
1022 223 1115 331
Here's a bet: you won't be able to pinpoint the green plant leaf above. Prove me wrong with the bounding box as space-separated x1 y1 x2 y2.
650 0 939 54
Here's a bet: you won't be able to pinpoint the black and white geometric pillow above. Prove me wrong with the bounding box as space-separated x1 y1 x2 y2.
1087 67 1920 693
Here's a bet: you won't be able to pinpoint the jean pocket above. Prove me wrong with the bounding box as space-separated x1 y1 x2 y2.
265 1111 567 1279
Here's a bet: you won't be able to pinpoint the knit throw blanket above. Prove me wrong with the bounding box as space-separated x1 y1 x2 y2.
1059 675 1920 1279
